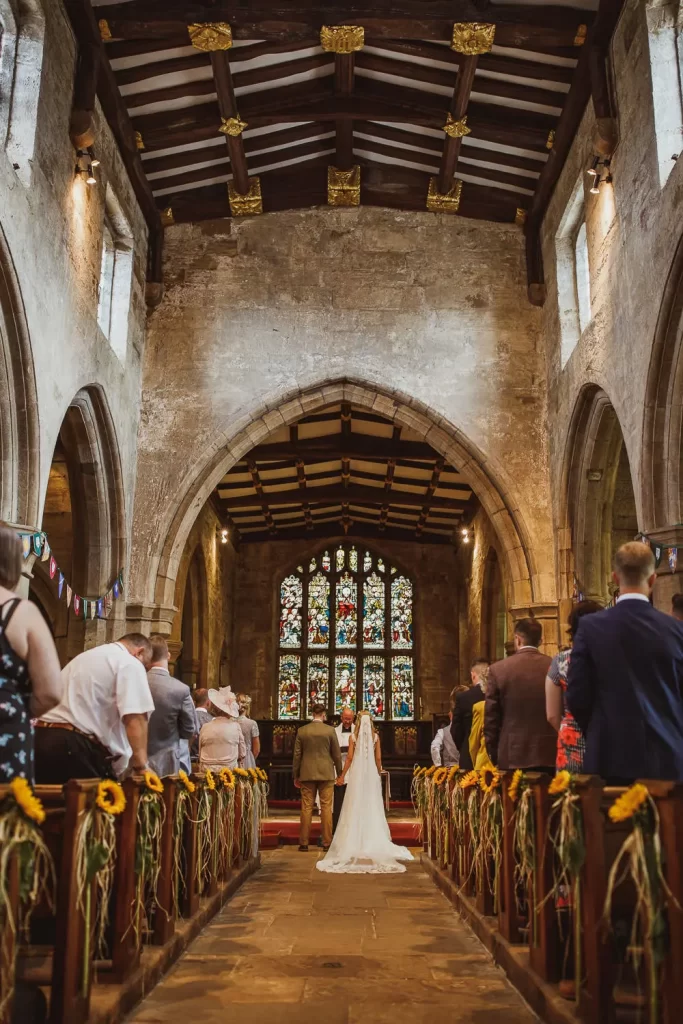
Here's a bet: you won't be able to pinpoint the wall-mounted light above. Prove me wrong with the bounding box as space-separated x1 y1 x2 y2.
587 156 612 195
586 155 600 178
75 148 97 186
461 527 470 544
220 528 229 544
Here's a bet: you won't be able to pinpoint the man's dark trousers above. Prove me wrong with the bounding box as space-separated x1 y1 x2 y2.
333 782 347 833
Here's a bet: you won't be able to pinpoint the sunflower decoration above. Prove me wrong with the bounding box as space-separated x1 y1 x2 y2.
234 768 249 778
219 768 235 790
177 770 196 794
10 777 46 825
248 768 259 783
432 767 449 786
257 768 268 782
448 766 459 783
508 769 524 804
204 770 216 791
479 768 502 794
426 766 437 778
143 770 164 794
95 779 126 815
608 783 648 823
459 770 479 790
548 770 572 796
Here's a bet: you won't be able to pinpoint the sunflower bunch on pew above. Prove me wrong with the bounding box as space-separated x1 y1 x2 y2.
216 769 237 875
508 770 537 937
234 768 255 858
431 767 450 863
132 771 166 941
478 768 504 912
196 770 217 890
172 771 196 916
457 770 481 893
449 769 468 879
410 765 430 840
252 768 269 845
75 779 126 990
0 779 54 1020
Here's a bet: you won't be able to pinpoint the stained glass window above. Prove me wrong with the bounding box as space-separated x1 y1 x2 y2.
363 655 385 719
363 573 385 649
391 576 413 648
279 574 302 648
335 655 357 713
308 572 330 647
278 654 301 718
307 657 329 714
392 656 414 718
336 572 357 647
276 546 415 720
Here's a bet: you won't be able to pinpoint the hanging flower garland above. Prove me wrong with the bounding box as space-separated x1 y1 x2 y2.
215 770 237 877
477 769 503 911
604 784 677 1023
196 772 216 891
253 769 269 848
410 765 429 842
456 771 481 894
0 779 55 1020
450 771 467 880
234 769 255 859
431 768 450 863
75 780 126 992
131 772 165 943
509 770 536 940
172 772 196 918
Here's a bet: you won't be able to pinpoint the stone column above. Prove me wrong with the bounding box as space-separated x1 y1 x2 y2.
647 526 683 613
167 640 183 678
508 602 560 657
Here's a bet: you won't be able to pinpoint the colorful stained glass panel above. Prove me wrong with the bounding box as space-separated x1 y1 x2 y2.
391 575 413 648
363 656 385 719
335 655 357 713
278 654 301 718
349 546 358 571
307 657 329 716
308 572 330 647
279 574 302 648
336 546 345 571
336 571 357 647
363 551 372 572
322 550 331 572
363 572 385 648
391 656 414 719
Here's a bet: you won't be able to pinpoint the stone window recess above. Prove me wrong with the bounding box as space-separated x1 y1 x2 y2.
0 0 45 186
97 185 134 361
556 174 592 368
647 0 683 188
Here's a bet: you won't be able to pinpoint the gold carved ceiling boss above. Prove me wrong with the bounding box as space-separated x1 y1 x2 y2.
426 178 463 214
188 22 233 51
228 177 263 216
320 25 365 54
450 22 496 56
327 165 361 207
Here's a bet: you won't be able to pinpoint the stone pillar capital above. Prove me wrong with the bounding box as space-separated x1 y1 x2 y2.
125 602 177 636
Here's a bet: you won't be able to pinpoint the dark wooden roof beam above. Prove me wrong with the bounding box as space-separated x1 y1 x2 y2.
225 482 464 512
237 522 453 545
371 39 575 85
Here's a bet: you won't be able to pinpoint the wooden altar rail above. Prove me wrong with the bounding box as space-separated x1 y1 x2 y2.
421 774 683 1024
0 775 255 1024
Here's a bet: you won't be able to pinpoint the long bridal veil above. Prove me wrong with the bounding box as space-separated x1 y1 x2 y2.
316 713 413 874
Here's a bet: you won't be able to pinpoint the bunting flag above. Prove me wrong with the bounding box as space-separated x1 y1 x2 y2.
669 547 678 573
16 529 123 620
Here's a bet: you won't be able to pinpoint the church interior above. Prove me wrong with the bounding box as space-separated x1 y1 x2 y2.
2 0 683 1021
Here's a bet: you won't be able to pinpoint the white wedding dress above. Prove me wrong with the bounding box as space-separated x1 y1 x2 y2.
316 715 413 874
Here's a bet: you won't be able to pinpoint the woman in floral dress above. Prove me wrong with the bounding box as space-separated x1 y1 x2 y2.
545 599 603 771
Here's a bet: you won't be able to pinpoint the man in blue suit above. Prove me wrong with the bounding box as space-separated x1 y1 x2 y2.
567 541 683 782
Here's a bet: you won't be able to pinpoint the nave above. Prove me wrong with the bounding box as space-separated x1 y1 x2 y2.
128 848 537 1024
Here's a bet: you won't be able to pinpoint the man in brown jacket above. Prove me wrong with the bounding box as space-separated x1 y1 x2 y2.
484 618 556 772
293 704 343 851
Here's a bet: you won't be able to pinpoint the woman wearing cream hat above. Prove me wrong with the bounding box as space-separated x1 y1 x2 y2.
198 685 246 771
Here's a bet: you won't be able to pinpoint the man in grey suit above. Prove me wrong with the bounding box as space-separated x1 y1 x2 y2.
147 635 197 777
293 704 343 852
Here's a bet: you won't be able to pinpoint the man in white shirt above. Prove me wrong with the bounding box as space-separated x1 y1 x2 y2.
333 706 355 833
35 634 155 782
430 711 459 767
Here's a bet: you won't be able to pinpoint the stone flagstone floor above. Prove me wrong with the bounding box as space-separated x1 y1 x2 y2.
128 848 539 1024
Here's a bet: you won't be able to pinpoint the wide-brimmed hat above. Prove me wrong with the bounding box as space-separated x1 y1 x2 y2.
207 685 239 718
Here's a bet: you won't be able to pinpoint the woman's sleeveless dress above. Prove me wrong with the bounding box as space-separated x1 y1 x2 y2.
0 599 33 782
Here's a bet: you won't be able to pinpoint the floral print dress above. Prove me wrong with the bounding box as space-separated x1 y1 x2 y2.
548 649 585 772
0 599 33 782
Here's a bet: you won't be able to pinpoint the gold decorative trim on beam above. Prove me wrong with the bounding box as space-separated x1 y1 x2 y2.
426 177 462 213
160 207 174 226
98 19 112 41
546 129 555 150
515 208 527 227
327 165 360 206
320 25 364 54
188 22 233 52
228 177 262 216
135 131 145 151
574 24 588 46
219 115 248 137
451 23 495 56
443 113 471 139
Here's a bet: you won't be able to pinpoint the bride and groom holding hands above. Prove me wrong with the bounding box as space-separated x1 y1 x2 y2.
292 703 413 874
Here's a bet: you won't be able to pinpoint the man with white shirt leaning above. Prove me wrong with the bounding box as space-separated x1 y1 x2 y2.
333 705 355 833
35 633 155 782
430 711 459 768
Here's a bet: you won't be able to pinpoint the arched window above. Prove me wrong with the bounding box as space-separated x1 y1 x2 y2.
277 544 415 721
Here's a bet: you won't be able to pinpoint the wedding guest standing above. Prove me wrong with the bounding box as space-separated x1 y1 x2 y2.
451 659 490 771
191 687 213 759
0 524 63 782
484 619 555 772
567 541 683 782
35 634 154 781
431 711 459 767
146 635 197 777
236 691 260 768
545 600 602 772
198 686 246 770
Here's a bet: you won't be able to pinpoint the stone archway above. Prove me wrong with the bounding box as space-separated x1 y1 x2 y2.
29 386 126 660
560 384 639 606
0 220 39 527
174 544 209 688
129 379 552 637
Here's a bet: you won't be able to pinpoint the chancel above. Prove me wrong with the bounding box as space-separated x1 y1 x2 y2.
2 0 683 1021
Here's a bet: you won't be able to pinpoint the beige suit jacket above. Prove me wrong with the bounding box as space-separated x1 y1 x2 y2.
293 720 343 781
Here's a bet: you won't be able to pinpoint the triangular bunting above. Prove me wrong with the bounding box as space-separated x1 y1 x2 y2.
21 535 32 559
66 585 72 609
73 594 80 615
49 556 57 579
33 533 42 556
58 573 65 598
41 538 50 562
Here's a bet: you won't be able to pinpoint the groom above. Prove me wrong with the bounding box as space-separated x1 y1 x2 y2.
293 704 343 852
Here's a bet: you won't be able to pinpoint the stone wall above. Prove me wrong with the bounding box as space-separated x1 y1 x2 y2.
230 535 460 720
539 0 683 607
0 0 148 599
132 207 555 624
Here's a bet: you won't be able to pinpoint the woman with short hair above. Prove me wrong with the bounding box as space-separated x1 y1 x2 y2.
0 523 63 781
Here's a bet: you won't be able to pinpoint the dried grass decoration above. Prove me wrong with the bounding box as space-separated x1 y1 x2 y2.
197 770 216 891
410 765 429 842
253 768 269 848
450 769 467 879
75 779 126 993
216 769 236 876
0 778 55 1020
172 771 195 917
509 770 537 939
234 768 255 859
604 784 678 1022
541 770 584 991
478 768 503 911
132 771 166 942
431 767 450 863
458 771 481 893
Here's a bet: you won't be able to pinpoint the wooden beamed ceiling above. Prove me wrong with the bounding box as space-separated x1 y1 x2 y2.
212 403 478 545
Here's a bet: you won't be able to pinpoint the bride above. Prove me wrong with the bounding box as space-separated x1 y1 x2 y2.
316 711 413 874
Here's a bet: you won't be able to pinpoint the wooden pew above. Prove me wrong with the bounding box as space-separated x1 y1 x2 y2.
498 773 521 944
152 782 177 946
109 777 141 983
650 782 683 1024
527 773 561 983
